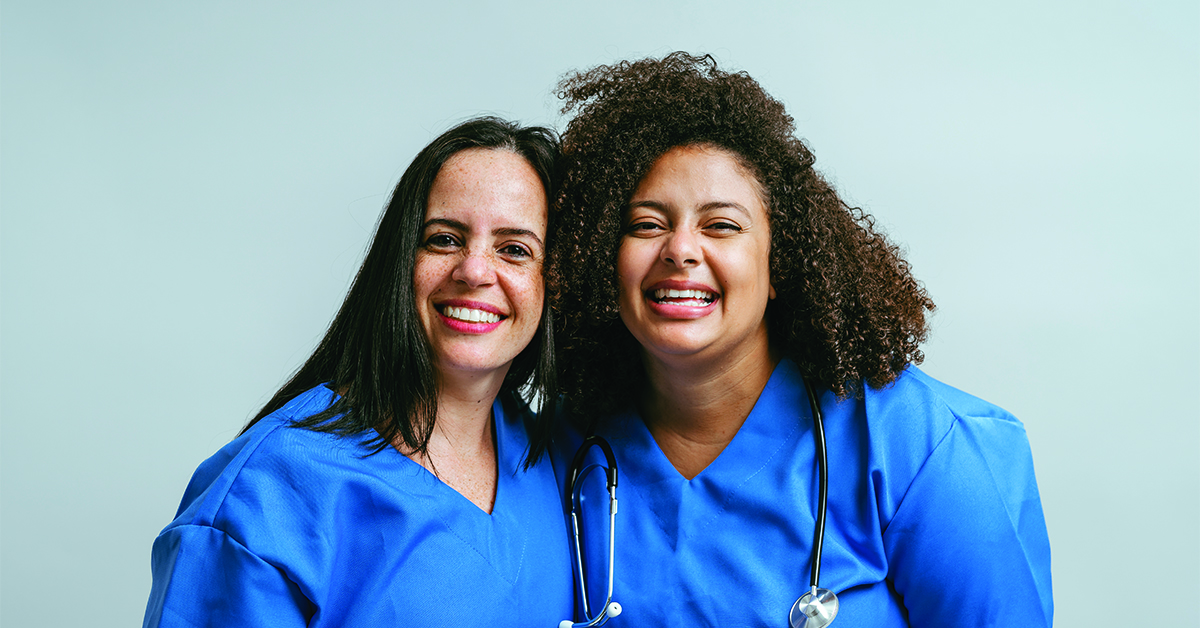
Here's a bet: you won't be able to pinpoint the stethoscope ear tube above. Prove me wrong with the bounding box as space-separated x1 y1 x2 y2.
564 435 620 627
567 436 618 511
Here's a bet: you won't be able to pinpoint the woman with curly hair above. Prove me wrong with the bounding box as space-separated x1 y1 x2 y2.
551 54 1051 627
143 117 573 626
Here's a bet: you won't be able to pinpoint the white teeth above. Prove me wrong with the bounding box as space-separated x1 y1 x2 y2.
653 288 716 302
443 306 501 324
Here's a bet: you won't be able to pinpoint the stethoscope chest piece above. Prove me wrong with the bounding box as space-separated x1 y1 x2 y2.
789 587 838 628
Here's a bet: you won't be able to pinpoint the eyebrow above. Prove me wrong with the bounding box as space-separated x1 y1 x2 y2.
628 200 754 217
423 218 544 248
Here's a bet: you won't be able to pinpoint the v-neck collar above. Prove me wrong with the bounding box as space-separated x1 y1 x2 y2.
372 397 515 518
591 360 811 546
606 359 811 489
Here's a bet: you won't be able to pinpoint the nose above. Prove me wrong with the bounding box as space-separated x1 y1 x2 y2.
660 228 700 268
451 248 497 287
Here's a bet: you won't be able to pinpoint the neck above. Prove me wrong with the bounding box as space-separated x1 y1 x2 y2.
400 366 508 514
640 340 778 480
435 370 506 433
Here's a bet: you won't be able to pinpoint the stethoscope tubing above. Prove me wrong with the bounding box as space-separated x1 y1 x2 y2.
565 436 620 627
805 379 828 590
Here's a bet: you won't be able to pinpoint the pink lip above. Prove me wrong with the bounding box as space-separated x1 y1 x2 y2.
644 279 719 320
435 299 506 334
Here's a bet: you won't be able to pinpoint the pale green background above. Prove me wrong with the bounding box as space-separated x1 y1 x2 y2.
2 2 1197 626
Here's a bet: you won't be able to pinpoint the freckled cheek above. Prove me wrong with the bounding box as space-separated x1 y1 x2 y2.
504 267 545 320
413 257 450 296
412 256 459 326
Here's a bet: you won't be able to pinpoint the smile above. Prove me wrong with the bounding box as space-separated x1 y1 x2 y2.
651 288 717 307
442 306 503 324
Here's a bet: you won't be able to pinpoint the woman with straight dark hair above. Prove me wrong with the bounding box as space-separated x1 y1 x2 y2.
144 117 573 626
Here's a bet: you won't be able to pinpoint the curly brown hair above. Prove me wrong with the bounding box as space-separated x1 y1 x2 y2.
549 52 934 421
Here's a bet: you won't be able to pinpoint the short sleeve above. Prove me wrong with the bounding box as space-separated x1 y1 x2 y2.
883 415 1053 627
143 524 314 628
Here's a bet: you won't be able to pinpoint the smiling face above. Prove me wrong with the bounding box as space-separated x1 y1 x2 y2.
617 144 775 367
414 148 548 383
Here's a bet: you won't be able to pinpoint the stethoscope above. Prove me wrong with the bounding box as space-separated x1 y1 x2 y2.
559 378 839 628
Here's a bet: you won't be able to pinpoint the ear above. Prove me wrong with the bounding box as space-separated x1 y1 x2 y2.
769 282 777 300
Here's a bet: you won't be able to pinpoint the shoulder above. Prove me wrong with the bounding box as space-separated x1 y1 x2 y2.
829 366 1034 521
867 369 1053 624
165 385 364 531
892 366 1018 423
157 384 410 583
858 365 1023 449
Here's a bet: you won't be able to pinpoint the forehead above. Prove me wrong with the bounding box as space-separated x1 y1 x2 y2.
427 148 548 229
633 144 768 211
434 148 544 198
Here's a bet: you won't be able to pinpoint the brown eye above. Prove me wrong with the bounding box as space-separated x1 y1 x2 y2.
500 243 532 259
625 221 664 234
425 233 461 249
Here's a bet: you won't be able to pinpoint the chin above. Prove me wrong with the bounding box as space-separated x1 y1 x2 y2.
638 335 716 359
436 349 515 377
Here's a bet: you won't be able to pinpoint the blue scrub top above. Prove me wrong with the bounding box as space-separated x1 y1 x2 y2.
145 385 574 627
554 360 1052 627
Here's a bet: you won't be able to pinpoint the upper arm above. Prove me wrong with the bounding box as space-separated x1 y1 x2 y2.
882 415 1053 627
144 524 314 628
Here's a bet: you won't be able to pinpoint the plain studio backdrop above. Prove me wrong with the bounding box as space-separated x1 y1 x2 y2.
2 2 1196 626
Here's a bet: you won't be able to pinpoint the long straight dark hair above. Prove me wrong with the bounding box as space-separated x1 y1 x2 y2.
243 117 560 465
